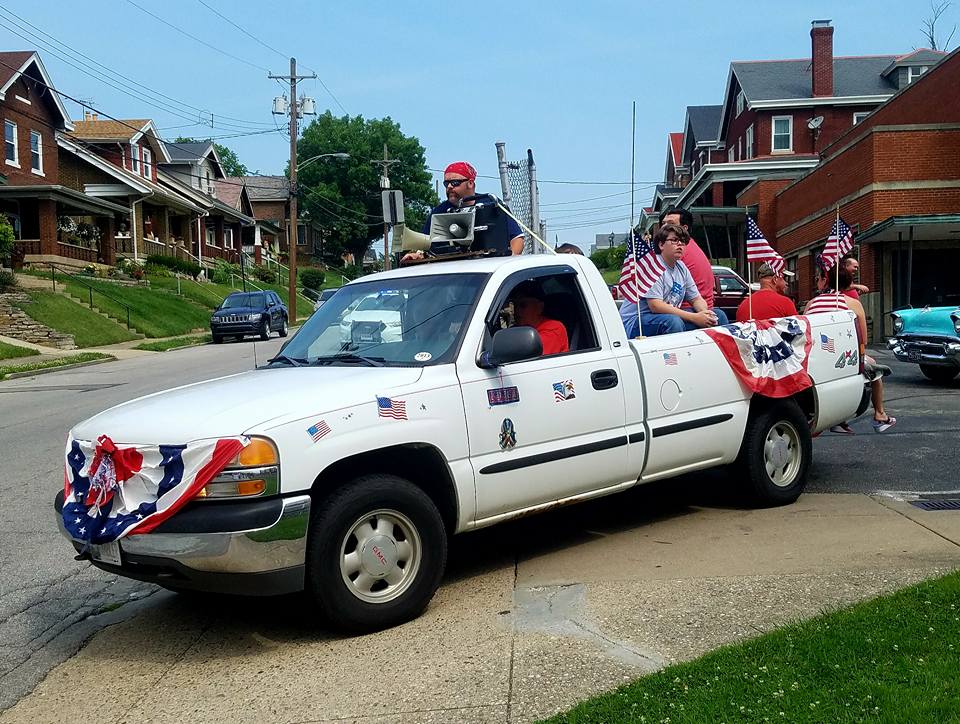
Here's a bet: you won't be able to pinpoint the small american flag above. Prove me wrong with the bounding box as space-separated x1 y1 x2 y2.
307 419 331 442
819 334 835 353
663 352 678 366
377 396 407 420
821 217 854 272
745 216 785 274
618 230 667 304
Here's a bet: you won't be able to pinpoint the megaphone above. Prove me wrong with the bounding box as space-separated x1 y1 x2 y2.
391 223 431 255
429 211 475 246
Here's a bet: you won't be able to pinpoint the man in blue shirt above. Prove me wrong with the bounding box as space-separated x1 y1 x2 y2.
411 161 524 258
620 224 719 337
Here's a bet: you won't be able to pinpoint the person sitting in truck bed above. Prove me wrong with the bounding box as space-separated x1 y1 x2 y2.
510 281 569 355
623 224 719 337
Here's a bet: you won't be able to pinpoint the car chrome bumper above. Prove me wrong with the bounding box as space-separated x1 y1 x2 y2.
888 336 960 367
211 322 261 335
55 492 311 596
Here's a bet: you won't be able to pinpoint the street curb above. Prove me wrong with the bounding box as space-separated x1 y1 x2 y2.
1 357 116 380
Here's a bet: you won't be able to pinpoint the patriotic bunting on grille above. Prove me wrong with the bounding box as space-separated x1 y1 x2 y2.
62 434 247 545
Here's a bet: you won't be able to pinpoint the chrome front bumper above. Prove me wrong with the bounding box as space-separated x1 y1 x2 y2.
889 335 960 367
55 493 312 595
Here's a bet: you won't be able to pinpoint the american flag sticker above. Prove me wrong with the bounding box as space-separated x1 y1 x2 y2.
552 380 576 402
377 396 407 420
820 334 835 353
663 352 678 366
306 420 331 442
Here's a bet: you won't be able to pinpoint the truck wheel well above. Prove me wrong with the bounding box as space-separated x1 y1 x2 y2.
751 388 815 423
309 444 458 534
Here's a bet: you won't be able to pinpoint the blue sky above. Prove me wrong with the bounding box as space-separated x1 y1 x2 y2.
1 0 953 248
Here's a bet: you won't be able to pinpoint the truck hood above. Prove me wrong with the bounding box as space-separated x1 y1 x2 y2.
895 306 960 336
71 366 423 444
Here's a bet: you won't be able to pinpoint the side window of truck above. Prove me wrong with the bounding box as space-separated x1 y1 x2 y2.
486 270 600 355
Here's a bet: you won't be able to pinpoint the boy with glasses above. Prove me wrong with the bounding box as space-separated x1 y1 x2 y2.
627 223 719 337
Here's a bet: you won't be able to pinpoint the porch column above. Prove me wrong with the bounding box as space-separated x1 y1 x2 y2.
215 217 224 259
162 207 171 252
37 199 57 256
99 216 116 266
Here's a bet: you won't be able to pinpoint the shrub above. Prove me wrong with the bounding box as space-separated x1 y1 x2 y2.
211 259 240 285
145 254 202 279
144 263 171 278
253 265 277 283
0 269 16 292
299 267 325 291
0 215 14 262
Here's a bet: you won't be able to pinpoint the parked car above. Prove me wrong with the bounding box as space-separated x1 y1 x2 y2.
210 290 288 343
338 291 404 344
712 265 761 321
313 287 340 312
888 306 960 383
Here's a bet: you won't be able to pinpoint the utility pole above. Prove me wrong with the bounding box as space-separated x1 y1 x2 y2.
371 143 399 270
269 58 316 320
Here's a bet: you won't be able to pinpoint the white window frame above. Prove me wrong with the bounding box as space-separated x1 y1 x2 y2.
14 94 30 105
907 65 928 83
130 143 140 173
142 147 152 178
745 124 755 159
223 227 234 249
771 115 793 153
736 90 745 117
4 120 18 168
205 224 217 248
727 146 735 163
29 130 42 175
852 111 870 125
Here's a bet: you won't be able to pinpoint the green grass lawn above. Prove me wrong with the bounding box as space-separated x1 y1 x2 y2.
0 352 113 379
147 275 313 321
58 278 211 338
601 268 620 285
14 291 138 347
0 339 40 360
545 571 960 723
134 334 212 352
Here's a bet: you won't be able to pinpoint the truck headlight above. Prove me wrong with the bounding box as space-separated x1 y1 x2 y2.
195 437 279 500
892 314 903 334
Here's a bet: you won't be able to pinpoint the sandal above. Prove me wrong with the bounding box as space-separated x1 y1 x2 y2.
872 416 897 433
830 423 855 435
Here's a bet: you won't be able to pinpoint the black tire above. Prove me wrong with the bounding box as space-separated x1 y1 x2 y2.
305 474 447 632
735 399 811 506
278 315 288 338
212 334 223 344
258 318 269 341
919 364 959 384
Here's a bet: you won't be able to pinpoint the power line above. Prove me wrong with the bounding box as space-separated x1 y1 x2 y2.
429 167 660 186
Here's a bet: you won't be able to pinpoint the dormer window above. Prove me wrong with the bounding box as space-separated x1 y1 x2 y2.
907 65 928 84
130 143 140 173
142 148 152 178
735 91 745 117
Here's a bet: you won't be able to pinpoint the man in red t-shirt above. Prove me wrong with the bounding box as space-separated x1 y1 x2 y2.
736 262 798 322
511 282 569 355
659 207 726 323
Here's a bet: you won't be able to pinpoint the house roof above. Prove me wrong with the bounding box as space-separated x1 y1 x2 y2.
0 51 73 130
70 118 172 162
164 140 213 163
668 132 684 165
687 105 722 142
881 48 947 77
214 179 243 210
241 175 289 200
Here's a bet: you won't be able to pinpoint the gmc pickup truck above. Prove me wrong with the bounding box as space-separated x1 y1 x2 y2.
55 254 865 631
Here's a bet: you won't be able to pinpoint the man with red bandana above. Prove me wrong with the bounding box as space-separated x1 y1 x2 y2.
414 161 524 257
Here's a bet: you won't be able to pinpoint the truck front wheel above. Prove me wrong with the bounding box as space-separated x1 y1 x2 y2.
305 474 448 631
737 400 811 506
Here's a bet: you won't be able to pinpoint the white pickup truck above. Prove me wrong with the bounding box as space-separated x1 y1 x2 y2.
55 254 866 630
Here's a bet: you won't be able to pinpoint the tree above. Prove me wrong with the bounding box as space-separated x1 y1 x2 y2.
921 1 956 50
174 137 249 177
295 112 436 264
0 214 14 260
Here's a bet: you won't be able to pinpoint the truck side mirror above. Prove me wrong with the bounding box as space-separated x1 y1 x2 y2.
480 327 543 367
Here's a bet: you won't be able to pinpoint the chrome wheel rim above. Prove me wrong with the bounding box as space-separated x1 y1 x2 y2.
339 509 421 604
764 421 801 487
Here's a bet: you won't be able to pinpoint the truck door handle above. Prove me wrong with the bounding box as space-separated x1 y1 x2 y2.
591 369 618 390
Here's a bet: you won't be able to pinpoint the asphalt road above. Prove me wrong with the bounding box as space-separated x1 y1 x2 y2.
0 342 957 711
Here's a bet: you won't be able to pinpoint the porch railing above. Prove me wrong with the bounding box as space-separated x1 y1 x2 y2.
13 238 42 255
47 262 133 329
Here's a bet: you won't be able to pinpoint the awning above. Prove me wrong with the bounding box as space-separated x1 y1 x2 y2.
0 184 129 215
856 214 960 243
690 206 749 226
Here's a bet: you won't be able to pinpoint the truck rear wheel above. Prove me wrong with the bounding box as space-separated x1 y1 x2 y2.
736 400 811 506
305 474 447 631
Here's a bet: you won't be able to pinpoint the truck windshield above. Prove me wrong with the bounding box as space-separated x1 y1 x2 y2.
276 273 488 366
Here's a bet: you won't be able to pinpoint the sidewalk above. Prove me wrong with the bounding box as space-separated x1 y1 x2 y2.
3 492 958 723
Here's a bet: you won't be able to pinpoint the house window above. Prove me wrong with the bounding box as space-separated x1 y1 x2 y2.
736 90 745 117
205 169 212 194
728 146 735 163
745 124 755 159
206 225 216 247
29 131 42 174
739 135 745 159
223 228 233 249
852 111 870 125
907 65 928 83
142 148 152 178
4 120 18 166
130 143 140 173
772 115 793 152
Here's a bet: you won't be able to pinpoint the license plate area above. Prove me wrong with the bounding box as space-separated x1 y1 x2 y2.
90 540 122 567
908 349 922 362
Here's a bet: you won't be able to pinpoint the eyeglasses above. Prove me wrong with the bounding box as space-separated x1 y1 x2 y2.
663 238 688 246
443 178 469 188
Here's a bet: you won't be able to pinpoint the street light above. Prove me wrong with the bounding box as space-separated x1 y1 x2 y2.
287 152 349 321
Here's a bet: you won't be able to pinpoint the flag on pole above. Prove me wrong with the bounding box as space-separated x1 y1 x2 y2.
618 230 666 303
821 217 854 272
745 216 785 274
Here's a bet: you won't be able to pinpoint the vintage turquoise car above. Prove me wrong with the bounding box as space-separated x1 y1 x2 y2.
888 306 960 383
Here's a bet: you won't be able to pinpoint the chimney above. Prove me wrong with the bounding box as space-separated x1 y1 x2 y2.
811 19 834 97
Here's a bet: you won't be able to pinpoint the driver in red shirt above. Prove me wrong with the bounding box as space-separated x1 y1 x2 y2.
511 281 569 356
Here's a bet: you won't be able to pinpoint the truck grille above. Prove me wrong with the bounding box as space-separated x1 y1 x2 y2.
219 315 251 323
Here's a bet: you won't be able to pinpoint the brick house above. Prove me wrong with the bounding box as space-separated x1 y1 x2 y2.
240 174 325 264
0 51 133 269
768 45 960 340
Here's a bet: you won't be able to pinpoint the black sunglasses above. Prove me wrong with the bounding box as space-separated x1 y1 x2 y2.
443 179 469 188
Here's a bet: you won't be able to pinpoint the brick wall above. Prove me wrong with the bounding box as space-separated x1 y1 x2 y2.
58 151 121 192
736 177 793 244
1 81 60 185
